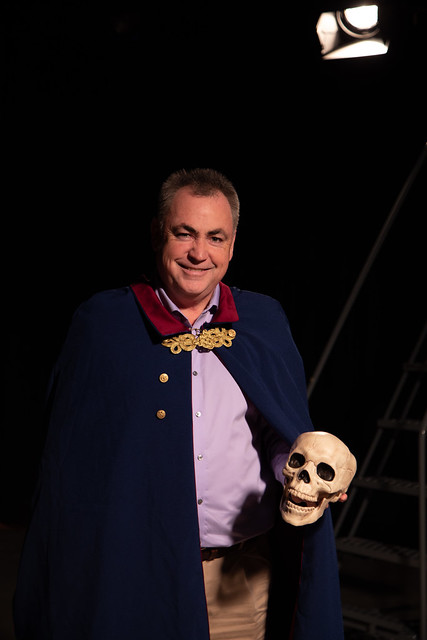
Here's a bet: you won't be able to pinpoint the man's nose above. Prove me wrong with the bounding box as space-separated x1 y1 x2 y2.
188 238 208 261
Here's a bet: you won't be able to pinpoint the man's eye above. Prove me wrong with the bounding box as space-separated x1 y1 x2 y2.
210 236 223 243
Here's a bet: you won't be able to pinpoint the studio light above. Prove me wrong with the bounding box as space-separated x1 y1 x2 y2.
316 4 389 60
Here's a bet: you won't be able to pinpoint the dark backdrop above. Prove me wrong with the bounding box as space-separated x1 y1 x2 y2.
3 2 426 523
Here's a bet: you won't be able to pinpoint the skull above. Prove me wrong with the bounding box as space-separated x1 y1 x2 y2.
280 431 356 526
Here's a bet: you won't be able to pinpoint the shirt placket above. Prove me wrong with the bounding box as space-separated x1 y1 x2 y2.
191 312 212 540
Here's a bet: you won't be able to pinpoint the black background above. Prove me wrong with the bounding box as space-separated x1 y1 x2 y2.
3 2 426 524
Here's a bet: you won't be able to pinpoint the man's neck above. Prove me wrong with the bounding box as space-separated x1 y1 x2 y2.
177 303 210 326
156 284 220 327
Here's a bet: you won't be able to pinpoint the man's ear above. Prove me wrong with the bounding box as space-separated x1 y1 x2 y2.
151 218 163 252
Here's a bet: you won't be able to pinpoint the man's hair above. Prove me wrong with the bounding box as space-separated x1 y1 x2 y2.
157 168 240 234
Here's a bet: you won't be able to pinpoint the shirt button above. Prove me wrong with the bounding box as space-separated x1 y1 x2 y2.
156 409 166 419
195 411 202 418
197 454 203 461
192 370 198 376
159 373 169 383
197 498 203 505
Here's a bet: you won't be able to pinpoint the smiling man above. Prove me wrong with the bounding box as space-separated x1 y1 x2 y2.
152 182 236 323
14 169 345 640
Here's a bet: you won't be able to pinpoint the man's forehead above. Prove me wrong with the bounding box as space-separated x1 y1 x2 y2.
167 197 233 228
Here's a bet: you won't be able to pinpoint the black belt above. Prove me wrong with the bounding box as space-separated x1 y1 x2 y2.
200 541 244 562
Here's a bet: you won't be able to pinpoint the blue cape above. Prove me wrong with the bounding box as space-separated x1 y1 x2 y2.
14 282 344 639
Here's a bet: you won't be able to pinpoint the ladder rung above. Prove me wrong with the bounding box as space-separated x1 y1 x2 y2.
336 537 421 568
353 475 421 496
342 604 417 639
403 361 427 373
377 418 424 432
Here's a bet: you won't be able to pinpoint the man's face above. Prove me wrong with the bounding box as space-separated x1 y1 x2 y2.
154 186 236 314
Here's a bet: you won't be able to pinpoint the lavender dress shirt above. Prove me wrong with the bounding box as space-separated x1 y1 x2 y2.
156 285 291 547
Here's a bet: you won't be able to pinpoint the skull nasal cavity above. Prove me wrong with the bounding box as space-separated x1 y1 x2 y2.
298 470 310 483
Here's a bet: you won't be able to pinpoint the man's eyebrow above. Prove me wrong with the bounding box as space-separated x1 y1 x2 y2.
208 228 228 237
171 224 229 238
171 224 197 234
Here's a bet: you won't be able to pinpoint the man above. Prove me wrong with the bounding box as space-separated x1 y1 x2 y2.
14 168 345 639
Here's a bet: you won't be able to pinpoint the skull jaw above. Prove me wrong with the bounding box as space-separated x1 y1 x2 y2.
280 489 329 526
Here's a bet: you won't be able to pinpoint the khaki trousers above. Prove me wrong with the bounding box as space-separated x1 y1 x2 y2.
202 534 271 640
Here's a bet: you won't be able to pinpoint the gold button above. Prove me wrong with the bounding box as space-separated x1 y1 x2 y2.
159 373 169 383
156 409 166 420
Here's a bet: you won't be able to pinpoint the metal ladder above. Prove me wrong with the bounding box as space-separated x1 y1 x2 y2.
334 322 427 639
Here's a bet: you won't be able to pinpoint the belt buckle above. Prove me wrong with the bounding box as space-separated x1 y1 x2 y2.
201 547 220 561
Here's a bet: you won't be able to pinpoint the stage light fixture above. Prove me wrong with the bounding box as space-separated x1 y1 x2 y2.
316 4 389 60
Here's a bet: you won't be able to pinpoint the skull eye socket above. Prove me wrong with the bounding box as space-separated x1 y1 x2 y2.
288 453 305 468
317 463 335 481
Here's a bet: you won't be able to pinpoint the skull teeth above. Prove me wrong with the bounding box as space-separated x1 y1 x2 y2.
287 491 318 510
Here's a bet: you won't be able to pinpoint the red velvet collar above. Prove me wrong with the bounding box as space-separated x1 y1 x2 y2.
130 280 239 337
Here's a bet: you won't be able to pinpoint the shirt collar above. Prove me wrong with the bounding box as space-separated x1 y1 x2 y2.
155 284 220 329
130 278 239 337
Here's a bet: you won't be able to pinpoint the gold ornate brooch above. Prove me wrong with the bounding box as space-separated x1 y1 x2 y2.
162 328 236 354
